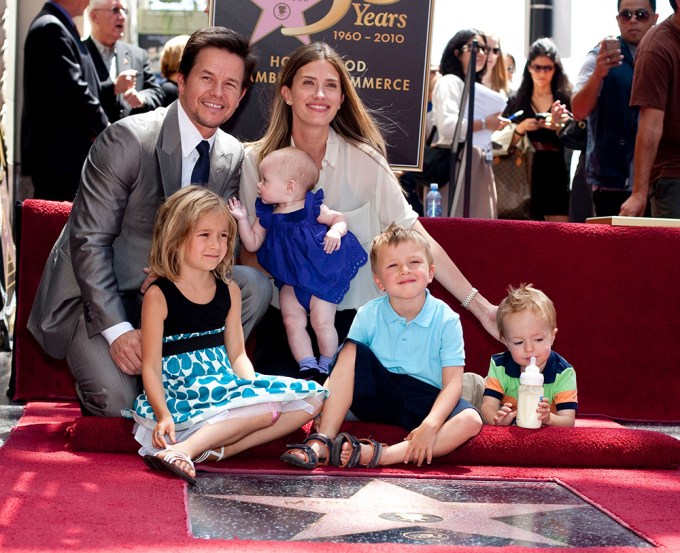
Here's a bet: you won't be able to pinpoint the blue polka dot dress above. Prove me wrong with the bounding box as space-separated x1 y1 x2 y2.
125 277 327 455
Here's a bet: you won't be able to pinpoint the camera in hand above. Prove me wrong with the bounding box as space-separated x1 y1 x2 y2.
603 37 619 52
535 112 550 120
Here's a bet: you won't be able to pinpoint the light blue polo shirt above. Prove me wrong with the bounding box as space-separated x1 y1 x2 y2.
347 290 465 389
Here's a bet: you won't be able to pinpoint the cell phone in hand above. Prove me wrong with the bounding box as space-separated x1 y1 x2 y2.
603 37 619 52
535 113 550 120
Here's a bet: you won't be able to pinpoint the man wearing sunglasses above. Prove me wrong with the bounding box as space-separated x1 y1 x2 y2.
84 0 164 123
620 0 680 218
572 0 658 217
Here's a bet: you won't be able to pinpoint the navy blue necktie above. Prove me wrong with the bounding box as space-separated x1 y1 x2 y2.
191 140 211 185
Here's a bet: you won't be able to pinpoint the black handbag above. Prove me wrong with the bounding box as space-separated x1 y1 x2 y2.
559 119 587 150
421 126 453 186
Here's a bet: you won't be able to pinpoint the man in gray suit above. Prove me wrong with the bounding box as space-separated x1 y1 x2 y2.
28 27 271 417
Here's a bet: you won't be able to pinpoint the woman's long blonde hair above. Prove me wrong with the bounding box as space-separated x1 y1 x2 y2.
485 34 510 95
148 186 236 284
251 42 387 164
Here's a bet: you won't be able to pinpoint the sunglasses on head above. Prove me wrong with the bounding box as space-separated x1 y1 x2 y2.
618 8 650 22
529 63 555 73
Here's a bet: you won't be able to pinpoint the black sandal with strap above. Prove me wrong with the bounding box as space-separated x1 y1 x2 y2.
357 437 384 468
333 433 385 468
332 432 361 467
280 433 335 470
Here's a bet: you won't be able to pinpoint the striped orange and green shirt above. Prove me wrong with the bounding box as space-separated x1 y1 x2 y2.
484 351 578 413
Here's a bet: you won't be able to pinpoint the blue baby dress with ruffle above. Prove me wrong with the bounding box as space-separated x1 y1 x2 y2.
255 189 367 309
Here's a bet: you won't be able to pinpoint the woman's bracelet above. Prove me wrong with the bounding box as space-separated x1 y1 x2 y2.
461 287 479 309
513 129 526 137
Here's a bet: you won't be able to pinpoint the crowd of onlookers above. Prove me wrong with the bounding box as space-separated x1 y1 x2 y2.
407 0 679 222
23 1 678 222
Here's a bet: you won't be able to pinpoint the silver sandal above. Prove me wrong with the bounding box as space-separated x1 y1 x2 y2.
143 449 197 486
194 446 226 463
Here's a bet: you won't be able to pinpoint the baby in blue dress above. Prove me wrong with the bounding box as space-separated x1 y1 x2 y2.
228 147 367 379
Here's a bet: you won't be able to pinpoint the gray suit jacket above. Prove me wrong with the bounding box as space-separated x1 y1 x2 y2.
28 101 243 359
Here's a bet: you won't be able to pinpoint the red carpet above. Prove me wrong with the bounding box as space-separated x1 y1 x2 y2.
2 403 680 552
425 217 680 422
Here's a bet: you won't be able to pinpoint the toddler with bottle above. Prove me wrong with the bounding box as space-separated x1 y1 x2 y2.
481 283 577 427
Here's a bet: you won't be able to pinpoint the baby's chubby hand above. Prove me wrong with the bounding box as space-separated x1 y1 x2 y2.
494 402 516 426
537 399 552 425
227 197 248 221
323 228 342 253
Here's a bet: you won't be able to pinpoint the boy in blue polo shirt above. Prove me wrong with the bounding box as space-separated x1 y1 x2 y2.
280 224 482 470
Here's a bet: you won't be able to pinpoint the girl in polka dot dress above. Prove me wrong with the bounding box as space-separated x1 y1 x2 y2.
127 186 328 485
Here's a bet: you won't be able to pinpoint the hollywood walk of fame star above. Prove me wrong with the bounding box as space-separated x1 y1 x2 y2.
249 0 323 45
205 478 584 545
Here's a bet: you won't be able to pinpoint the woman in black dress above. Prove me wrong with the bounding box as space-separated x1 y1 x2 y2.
503 38 572 222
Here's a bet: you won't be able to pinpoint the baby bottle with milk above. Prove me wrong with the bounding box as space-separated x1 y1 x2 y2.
516 356 544 429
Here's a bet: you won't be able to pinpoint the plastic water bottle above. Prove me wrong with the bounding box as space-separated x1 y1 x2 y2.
426 183 442 217
516 356 544 429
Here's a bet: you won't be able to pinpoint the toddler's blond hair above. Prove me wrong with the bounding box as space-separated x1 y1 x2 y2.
497 283 556 338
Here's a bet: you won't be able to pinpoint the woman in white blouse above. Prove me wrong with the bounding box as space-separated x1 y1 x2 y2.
430 29 504 218
239 42 497 376
431 28 501 148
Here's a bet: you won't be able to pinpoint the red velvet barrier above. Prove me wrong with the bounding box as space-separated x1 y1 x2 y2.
423 217 680 421
13 204 680 421
66 415 680 469
13 199 75 401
